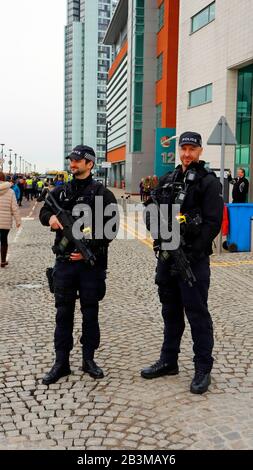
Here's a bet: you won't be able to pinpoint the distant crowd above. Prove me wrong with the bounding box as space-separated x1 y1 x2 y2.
139 175 159 202
2 174 66 207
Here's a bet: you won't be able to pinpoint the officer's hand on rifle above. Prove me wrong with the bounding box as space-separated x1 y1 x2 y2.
69 251 85 262
49 215 63 231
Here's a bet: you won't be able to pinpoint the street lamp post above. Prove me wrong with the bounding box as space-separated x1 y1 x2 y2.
22 159 24 174
19 156 22 174
14 153 17 175
8 149 13 175
0 143 5 172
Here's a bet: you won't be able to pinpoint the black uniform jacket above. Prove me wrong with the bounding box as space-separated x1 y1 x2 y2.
228 174 249 203
39 174 118 268
147 160 224 260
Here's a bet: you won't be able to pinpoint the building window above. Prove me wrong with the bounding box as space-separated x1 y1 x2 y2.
191 2 215 33
156 103 162 128
158 2 164 31
132 0 145 153
189 83 212 107
235 64 253 177
133 130 142 152
157 53 163 81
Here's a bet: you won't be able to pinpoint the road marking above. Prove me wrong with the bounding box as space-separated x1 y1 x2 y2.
121 222 253 268
211 260 253 267
21 217 35 221
17 284 43 289
120 222 153 249
28 201 37 218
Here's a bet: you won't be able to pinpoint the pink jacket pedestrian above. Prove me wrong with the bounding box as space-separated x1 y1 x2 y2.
0 172 21 267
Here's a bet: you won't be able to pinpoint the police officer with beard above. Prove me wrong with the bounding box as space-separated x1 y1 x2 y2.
141 132 223 394
39 145 118 385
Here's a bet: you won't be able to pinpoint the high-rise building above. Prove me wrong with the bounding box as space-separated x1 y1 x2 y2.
104 0 179 192
64 0 118 172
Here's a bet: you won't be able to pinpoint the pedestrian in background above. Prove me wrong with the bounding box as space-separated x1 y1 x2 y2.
143 176 151 202
17 176 25 206
10 179 21 202
151 175 159 190
228 167 249 203
0 172 21 268
139 178 144 201
25 176 33 201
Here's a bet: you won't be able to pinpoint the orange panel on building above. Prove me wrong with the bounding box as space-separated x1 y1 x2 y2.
107 145 126 163
108 40 128 81
156 0 179 128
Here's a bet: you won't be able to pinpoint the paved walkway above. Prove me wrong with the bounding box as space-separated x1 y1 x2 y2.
109 186 141 204
0 199 253 450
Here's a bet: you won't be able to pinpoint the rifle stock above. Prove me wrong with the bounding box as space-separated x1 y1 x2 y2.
151 189 196 287
45 191 96 266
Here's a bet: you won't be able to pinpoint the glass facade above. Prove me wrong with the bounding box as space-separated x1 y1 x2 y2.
235 64 253 178
68 0 80 23
158 1 164 31
64 0 118 171
132 0 144 153
156 103 162 128
96 0 118 168
157 53 163 81
191 2 215 34
189 83 212 107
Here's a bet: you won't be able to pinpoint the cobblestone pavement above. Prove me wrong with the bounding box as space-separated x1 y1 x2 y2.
0 199 253 450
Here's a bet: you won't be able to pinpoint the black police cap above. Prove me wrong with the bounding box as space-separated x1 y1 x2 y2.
179 131 202 147
66 145 96 163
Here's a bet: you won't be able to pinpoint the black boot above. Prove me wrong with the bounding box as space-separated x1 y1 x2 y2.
1 244 8 268
42 353 71 385
82 359 104 379
141 359 179 379
190 371 211 394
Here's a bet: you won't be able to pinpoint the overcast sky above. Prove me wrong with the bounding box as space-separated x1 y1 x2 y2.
0 0 66 173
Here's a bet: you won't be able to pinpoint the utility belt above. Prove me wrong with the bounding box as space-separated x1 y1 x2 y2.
53 244 107 262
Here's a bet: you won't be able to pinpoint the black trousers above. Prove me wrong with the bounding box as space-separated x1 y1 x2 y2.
156 257 214 373
0 229 10 245
53 260 106 361
26 189 33 200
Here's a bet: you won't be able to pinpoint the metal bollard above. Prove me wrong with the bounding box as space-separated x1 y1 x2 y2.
121 195 126 212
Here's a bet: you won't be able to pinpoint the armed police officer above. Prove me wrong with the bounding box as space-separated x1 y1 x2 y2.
141 132 223 394
39 145 118 385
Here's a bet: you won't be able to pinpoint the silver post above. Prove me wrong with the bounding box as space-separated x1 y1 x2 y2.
220 116 226 198
8 149 13 174
218 117 226 255
0 143 4 172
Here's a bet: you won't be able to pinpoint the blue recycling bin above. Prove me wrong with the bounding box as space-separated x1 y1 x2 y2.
227 203 253 252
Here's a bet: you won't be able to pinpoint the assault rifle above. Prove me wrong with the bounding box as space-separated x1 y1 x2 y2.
148 170 200 287
40 189 96 266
